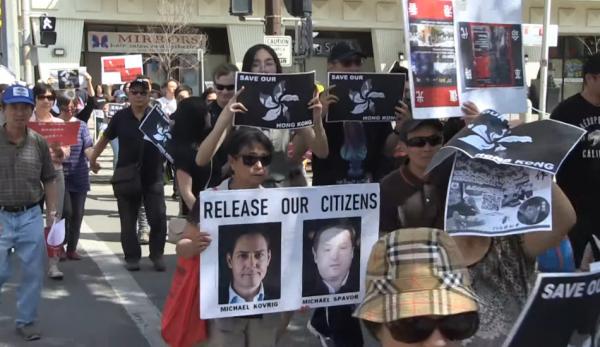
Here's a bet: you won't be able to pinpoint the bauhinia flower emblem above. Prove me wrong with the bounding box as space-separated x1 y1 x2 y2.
349 79 385 115
153 123 172 144
259 81 300 121
458 123 532 152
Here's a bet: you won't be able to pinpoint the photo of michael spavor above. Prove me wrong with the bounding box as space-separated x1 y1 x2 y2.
218 222 282 305
302 217 361 297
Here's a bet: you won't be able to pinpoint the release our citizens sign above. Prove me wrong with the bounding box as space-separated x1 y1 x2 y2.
199 184 380 318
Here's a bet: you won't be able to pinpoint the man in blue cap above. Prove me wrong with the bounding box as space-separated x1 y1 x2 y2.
0 84 58 341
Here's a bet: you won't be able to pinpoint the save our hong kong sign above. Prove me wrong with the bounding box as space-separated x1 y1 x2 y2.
87 31 208 54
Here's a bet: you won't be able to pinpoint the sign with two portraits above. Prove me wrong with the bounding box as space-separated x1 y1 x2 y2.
199 184 380 318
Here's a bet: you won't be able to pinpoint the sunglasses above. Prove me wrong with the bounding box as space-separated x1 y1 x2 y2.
237 154 272 167
340 57 363 67
130 90 148 96
215 83 235 91
405 134 443 147
386 312 479 343
37 95 55 101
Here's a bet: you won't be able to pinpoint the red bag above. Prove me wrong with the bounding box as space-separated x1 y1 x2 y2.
44 226 63 258
161 256 207 347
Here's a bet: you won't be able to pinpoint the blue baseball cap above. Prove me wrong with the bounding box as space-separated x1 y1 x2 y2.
2 85 34 106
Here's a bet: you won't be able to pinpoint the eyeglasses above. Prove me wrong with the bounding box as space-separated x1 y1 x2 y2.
340 57 363 68
405 134 443 147
237 154 272 167
386 312 479 343
130 90 148 96
37 95 55 101
215 83 235 91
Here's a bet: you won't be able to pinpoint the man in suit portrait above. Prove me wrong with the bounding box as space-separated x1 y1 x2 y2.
219 228 278 304
307 221 360 296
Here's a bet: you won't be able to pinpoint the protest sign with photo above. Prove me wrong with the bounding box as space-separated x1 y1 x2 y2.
57 69 80 89
28 121 80 146
403 0 462 119
234 72 315 130
326 73 406 122
427 109 586 175
106 103 127 119
458 22 524 89
445 153 552 236
503 270 600 347
199 183 380 318
139 105 173 163
101 55 143 85
454 0 528 114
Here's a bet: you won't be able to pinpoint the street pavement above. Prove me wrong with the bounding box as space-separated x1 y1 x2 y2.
0 149 376 347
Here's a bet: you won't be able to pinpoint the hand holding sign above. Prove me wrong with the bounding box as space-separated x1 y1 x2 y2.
319 85 339 120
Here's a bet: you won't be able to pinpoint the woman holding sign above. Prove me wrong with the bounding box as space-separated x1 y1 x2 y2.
176 127 291 347
57 92 93 260
31 83 70 280
195 44 328 188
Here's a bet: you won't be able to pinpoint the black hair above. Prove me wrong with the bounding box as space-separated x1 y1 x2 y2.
175 84 193 98
213 63 239 81
56 90 76 110
170 96 209 145
242 44 282 73
33 83 56 99
200 87 216 102
583 54 600 81
151 82 161 92
224 127 274 157
226 226 272 257
135 74 151 82
311 219 357 251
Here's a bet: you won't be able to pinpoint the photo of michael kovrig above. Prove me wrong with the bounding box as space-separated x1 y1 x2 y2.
302 217 361 297
218 222 282 305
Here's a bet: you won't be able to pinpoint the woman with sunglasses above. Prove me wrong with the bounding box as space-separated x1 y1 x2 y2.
56 91 93 261
31 83 70 280
176 128 293 346
354 228 480 347
196 44 328 188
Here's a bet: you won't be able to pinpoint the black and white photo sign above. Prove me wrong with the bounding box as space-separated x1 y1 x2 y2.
446 153 552 237
139 105 173 163
234 72 316 130
428 109 586 175
199 184 380 318
327 73 406 122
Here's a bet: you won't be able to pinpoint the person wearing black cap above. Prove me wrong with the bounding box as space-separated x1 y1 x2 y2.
550 53 600 267
307 41 410 347
379 119 446 233
312 42 409 186
89 78 168 272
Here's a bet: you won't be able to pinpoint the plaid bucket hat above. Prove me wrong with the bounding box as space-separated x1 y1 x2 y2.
353 228 478 323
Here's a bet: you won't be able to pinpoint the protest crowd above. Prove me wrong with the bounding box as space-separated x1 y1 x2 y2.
1 15 600 347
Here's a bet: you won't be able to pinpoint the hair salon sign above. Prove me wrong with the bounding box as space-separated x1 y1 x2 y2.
87 31 207 54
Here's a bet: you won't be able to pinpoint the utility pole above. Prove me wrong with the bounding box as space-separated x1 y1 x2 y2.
22 0 34 84
538 0 552 120
265 0 282 35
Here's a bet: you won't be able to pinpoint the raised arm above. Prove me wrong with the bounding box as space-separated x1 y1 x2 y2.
292 93 328 161
195 88 246 167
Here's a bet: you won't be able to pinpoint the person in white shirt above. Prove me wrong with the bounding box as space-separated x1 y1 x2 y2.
157 79 179 117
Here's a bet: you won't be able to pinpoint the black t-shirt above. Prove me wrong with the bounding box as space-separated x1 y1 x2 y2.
104 107 164 186
174 144 221 214
312 121 392 185
551 93 600 215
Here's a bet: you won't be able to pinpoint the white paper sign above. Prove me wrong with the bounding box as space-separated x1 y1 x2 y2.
199 184 380 318
445 153 552 237
47 219 66 246
100 54 143 85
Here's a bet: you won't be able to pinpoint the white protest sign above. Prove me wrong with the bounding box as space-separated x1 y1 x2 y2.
199 183 380 318
264 35 293 67
100 54 143 85
47 219 66 246
522 24 558 47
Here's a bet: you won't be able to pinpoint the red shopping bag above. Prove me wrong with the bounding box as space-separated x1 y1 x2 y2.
44 226 63 258
161 256 207 347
